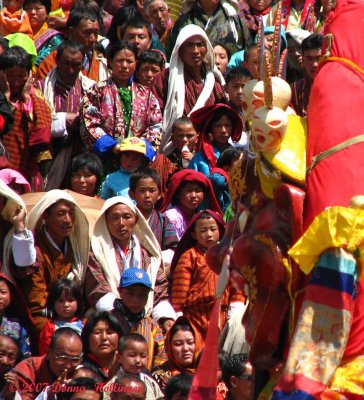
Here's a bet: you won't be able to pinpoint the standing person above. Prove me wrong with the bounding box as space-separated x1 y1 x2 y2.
152 25 226 149
80 41 162 161
36 8 109 81
0 46 52 183
290 33 323 117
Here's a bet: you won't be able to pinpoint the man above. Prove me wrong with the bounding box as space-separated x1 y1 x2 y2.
0 46 52 182
144 0 173 48
285 28 310 83
222 354 253 400
290 33 323 117
111 374 146 400
36 8 109 81
10 190 89 332
7 328 83 400
37 40 95 189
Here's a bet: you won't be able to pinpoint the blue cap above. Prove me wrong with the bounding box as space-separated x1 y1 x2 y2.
120 268 153 290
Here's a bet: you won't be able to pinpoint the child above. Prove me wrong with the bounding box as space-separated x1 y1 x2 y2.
165 373 193 400
39 278 84 355
136 50 165 88
170 210 245 342
165 117 197 171
112 268 169 371
129 168 178 269
100 137 156 200
161 169 222 240
103 333 163 400
188 104 243 177
0 0 33 37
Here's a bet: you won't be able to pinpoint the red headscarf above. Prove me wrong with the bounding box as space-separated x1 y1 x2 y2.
161 169 222 214
190 104 243 169
170 209 225 278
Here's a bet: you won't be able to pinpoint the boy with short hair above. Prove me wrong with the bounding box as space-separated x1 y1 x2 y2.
165 117 197 170
225 67 252 118
129 168 178 268
100 137 156 200
136 50 165 88
112 268 171 371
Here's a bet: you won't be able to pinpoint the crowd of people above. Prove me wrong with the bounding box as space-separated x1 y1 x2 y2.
0 0 345 398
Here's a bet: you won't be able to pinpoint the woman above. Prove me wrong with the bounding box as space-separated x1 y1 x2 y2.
63 153 103 197
152 25 226 149
80 41 162 159
85 196 171 320
152 316 202 392
81 311 123 381
213 42 230 76
24 0 63 67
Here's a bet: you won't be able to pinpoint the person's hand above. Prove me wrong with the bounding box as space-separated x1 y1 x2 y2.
181 150 193 161
22 72 34 104
0 71 11 101
160 318 174 333
47 15 67 30
12 207 26 233
4 371 19 391
48 369 71 399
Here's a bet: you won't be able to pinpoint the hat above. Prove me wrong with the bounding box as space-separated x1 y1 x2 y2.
119 137 156 162
286 29 311 45
120 267 153 290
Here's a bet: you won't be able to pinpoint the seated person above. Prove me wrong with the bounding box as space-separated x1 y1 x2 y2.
0 0 32 37
222 353 252 400
81 311 122 382
165 374 193 400
103 333 163 400
24 0 63 67
7 327 83 400
152 317 201 392
100 137 155 200
135 50 165 88
164 117 197 171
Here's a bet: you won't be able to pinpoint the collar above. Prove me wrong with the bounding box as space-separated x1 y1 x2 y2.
113 298 145 323
44 227 68 254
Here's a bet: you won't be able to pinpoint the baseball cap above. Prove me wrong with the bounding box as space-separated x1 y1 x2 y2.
119 137 156 162
119 267 153 290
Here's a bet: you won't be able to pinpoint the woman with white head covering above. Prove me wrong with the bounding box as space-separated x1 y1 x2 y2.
86 196 175 322
152 24 226 149
4 190 89 332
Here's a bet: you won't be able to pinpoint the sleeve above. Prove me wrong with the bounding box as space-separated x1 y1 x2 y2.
100 176 113 200
151 72 167 114
38 321 55 356
141 91 162 151
170 250 194 313
12 230 37 267
152 320 168 369
161 214 179 251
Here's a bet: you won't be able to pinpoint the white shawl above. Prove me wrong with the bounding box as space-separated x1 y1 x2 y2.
161 24 224 149
91 196 162 314
26 190 90 282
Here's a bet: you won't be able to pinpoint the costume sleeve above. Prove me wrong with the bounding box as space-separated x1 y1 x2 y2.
84 252 113 309
272 248 356 399
38 321 55 356
171 250 194 313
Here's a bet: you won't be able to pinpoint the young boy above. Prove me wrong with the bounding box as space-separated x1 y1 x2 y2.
129 168 178 269
171 211 245 343
112 268 171 371
165 117 197 170
136 50 165 88
100 137 155 200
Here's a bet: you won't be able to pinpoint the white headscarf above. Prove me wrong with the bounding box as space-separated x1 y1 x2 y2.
91 196 162 314
161 24 224 149
26 190 90 282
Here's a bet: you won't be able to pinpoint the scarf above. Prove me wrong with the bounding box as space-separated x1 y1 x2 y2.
239 0 272 31
161 24 224 149
91 196 162 315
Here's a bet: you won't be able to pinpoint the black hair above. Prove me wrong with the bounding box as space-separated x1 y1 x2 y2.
136 49 165 71
191 211 216 228
81 311 123 354
225 66 252 83
169 322 194 340
49 327 82 350
46 278 84 320
216 147 242 169
165 373 193 400
118 333 147 353
24 0 51 15
213 41 231 60
106 6 140 43
129 168 161 192
171 116 193 132
56 40 86 61
0 36 9 53
57 378 102 400
244 44 258 62
206 108 235 134
106 40 138 62
70 0 104 34
0 46 32 72
222 353 249 389
301 33 323 54
66 7 98 30
114 373 146 394
63 152 103 194
218 351 229 370
123 16 152 40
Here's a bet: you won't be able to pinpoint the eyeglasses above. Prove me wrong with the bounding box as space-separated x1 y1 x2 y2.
183 41 207 49
53 353 83 364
